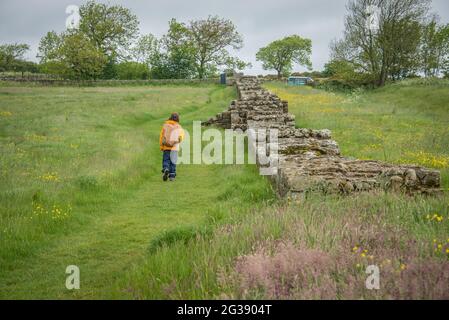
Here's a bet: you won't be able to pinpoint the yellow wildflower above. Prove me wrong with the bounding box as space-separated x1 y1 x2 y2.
0 111 13 117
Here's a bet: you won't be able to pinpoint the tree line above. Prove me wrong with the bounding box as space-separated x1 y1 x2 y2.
1 0 447 85
1 1 249 80
0 1 313 81
0 43 38 75
326 0 449 87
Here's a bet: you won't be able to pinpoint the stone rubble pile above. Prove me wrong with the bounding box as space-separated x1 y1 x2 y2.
204 76 441 198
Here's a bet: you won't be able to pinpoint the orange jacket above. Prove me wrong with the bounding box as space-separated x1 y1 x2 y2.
159 120 185 151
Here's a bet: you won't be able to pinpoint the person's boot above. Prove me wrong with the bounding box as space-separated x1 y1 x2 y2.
162 169 169 182
169 177 175 182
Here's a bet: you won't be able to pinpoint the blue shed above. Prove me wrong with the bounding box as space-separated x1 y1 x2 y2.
287 76 313 86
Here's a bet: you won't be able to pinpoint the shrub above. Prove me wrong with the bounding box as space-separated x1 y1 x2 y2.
115 62 150 80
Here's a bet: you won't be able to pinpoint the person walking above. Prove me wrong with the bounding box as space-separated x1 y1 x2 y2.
159 113 184 182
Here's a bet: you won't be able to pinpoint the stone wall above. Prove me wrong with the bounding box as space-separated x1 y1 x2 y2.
204 76 441 198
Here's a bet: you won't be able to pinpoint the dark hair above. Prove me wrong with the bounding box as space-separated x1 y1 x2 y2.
169 113 180 123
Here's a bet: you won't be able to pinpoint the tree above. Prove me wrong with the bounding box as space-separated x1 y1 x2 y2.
332 0 431 86
14 61 39 76
152 16 246 79
324 60 357 78
256 35 312 78
322 59 375 89
57 32 107 80
150 51 196 80
37 31 107 80
39 60 67 77
223 56 252 76
115 61 149 80
37 31 62 63
78 1 139 58
376 1 428 84
420 18 449 77
0 43 30 72
437 25 449 76
187 16 244 79
149 19 196 79
132 34 159 66
388 19 422 80
36 1 138 79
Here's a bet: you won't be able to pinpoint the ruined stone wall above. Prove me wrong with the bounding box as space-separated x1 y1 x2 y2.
204 76 441 198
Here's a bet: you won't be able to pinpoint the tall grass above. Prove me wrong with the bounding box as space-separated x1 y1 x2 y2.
117 192 449 299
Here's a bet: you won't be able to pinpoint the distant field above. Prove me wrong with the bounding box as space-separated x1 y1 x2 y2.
1 80 448 300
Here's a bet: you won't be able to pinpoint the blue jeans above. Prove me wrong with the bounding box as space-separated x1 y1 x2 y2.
162 150 177 178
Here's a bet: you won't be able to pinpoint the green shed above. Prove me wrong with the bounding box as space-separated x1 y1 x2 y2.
288 76 313 86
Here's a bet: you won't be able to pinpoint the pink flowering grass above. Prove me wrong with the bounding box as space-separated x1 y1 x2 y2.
122 192 449 299
218 192 449 300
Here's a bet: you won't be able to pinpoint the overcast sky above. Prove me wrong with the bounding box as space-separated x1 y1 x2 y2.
1 0 448 74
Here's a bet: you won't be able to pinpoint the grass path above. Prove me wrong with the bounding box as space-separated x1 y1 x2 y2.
1 163 226 299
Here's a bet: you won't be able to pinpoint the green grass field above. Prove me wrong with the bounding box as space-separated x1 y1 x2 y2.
1 80 448 299
0 83 274 298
